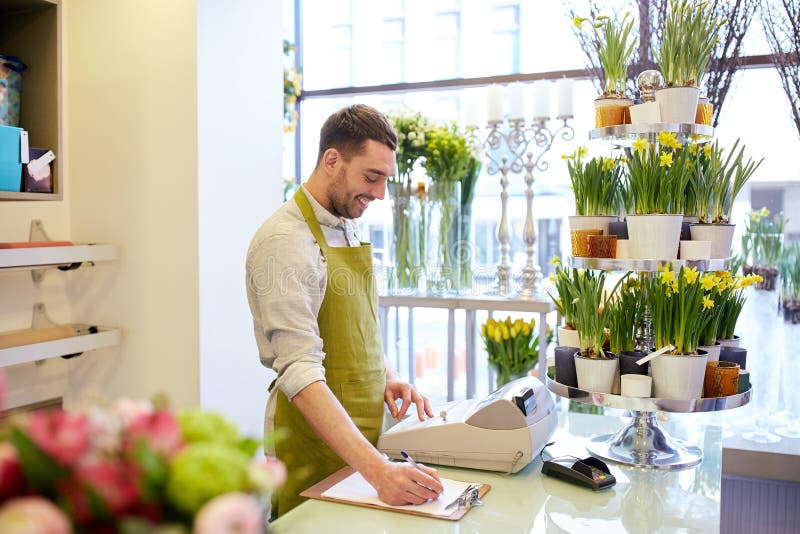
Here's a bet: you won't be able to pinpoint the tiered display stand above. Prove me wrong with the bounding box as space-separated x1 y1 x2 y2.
546 122 752 470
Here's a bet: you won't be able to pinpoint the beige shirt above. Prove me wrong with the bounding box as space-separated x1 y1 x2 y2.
246 186 361 435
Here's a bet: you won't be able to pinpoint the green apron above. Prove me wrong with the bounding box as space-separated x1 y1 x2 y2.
273 188 386 517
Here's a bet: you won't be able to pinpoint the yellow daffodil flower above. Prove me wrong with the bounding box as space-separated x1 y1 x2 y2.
703 295 715 309
658 131 678 148
561 153 569 160
760 207 770 217
659 152 674 168
683 267 699 285
671 280 679 294
661 270 675 285
688 143 700 155
576 146 588 160
549 255 561 265
632 137 649 153
602 158 616 172
703 144 713 157
618 156 629 165
699 274 716 291
573 16 584 28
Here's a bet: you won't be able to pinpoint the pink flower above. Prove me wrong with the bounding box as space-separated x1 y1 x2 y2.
247 456 286 494
112 397 154 427
0 442 24 499
124 409 184 458
60 460 141 524
0 496 72 534
193 492 263 534
25 411 89 467
77 460 141 516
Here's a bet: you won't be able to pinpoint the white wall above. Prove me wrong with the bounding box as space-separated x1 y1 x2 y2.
197 0 283 437
64 0 200 409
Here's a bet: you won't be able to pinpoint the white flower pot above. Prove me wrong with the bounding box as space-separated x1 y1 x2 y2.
558 326 580 348
719 335 741 348
698 342 721 362
690 224 735 259
568 215 619 236
616 239 631 259
650 351 708 400
655 86 700 124
626 214 683 259
679 240 711 260
574 352 618 394
629 101 661 124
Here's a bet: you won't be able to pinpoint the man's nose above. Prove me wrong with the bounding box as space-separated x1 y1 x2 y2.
372 180 387 201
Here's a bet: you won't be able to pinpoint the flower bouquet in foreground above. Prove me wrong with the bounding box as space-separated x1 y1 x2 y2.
0 394 285 533
482 316 552 389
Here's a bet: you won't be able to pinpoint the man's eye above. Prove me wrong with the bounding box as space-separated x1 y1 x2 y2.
365 176 377 183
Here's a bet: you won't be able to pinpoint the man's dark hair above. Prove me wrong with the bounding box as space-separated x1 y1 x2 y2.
316 104 397 165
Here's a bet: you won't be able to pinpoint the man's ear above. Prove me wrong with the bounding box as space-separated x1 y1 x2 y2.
321 148 340 176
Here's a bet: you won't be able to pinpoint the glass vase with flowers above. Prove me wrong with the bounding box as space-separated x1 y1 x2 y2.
481 316 552 389
387 110 431 292
423 121 473 293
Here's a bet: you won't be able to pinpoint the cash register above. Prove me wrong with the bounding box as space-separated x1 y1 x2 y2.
378 376 557 473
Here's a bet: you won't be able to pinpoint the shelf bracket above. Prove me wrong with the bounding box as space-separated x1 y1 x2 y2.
28 219 84 283
30 302 84 362
30 219 51 284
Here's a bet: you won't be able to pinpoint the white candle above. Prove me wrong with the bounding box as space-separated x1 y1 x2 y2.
533 81 551 120
462 88 481 128
487 84 504 122
557 78 573 119
508 82 525 120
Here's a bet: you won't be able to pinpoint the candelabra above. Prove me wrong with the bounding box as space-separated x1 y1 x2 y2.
480 117 574 297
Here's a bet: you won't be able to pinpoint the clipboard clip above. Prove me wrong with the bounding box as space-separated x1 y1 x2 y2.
443 484 483 510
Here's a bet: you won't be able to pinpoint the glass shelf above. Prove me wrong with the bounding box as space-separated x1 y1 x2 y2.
567 256 731 272
547 376 751 470
589 122 714 146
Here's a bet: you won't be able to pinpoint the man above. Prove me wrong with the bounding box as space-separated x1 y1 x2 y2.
246 104 443 517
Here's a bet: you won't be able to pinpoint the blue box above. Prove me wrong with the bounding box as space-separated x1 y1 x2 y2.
0 125 23 192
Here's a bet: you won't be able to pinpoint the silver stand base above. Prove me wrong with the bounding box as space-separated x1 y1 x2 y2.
586 411 702 470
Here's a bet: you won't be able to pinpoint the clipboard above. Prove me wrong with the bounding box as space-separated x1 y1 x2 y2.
300 466 491 521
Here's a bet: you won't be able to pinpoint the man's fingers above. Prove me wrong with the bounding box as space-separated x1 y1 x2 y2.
411 466 444 495
397 387 412 419
385 391 398 418
420 464 442 486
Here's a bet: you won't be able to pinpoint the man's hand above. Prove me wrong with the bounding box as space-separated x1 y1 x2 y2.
384 369 434 421
364 460 443 505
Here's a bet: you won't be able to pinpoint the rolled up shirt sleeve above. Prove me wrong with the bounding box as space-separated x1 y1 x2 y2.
246 228 328 400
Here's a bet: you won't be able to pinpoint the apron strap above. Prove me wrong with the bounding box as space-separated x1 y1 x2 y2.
294 187 330 249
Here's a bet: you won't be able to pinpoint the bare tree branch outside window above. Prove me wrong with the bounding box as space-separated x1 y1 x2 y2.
564 0 755 126
762 0 800 140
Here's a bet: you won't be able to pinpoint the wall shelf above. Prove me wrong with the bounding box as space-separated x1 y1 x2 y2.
0 327 121 367
0 244 119 272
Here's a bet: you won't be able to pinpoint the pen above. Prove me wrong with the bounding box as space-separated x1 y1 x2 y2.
400 450 422 471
